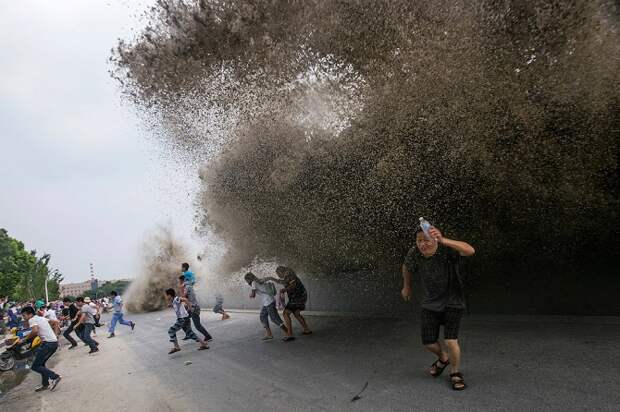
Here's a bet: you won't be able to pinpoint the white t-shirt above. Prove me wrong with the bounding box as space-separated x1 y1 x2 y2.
252 280 275 307
28 315 58 342
172 296 189 318
44 309 58 321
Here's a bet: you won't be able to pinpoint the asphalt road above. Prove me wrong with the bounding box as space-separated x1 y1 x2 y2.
1 310 619 411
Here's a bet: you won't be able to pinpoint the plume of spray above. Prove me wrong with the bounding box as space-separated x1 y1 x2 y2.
124 225 191 312
111 0 619 281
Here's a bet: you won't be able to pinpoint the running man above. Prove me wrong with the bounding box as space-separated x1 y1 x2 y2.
20 306 62 392
74 297 99 354
165 288 208 354
266 266 312 341
179 275 213 342
107 291 135 338
61 297 79 349
401 226 475 391
244 272 289 340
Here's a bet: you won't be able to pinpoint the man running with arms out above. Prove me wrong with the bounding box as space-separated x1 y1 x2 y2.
20 306 62 392
266 266 312 341
108 291 135 338
401 226 475 391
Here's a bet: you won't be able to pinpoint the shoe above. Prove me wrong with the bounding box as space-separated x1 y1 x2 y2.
131 322 135 331
262 336 274 341
34 385 49 392
107 333 115 338
282 336 296 342
68 344 78 350
50 376 62 391
88 348 99 354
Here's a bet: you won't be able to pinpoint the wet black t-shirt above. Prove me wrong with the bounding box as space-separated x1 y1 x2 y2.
62 303 78 320
284 270 307 304
403 245 465 312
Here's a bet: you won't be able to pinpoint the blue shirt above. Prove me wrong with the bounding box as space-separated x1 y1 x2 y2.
182 270 196 286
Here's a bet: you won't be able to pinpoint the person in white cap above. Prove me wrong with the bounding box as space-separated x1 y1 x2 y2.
74 297 99 354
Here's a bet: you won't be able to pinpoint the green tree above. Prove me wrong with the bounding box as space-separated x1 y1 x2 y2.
0 228 64 302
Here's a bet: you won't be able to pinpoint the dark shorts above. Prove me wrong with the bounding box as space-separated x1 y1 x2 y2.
420 308 464 345
284 302 306 312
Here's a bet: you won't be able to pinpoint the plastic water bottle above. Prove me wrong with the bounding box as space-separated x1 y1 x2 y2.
419 217 433 240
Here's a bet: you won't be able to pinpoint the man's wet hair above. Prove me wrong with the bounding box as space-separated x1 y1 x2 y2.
110 291 118 296
21 306 35 316
244 272 256 285
181 262 189 271
165 288 176 297
414 228 424 238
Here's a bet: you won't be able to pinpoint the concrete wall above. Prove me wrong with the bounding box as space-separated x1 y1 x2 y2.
199 262 620 316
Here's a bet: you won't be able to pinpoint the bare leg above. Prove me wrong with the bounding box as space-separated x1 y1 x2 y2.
444 339 461 373
283 310 293 337
292 311 311 333
264 326 273 338
424 342 449 375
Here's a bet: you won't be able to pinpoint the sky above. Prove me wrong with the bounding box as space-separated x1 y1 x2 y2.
0 1 199 283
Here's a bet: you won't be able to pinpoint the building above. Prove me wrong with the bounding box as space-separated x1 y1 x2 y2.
59 281 92 298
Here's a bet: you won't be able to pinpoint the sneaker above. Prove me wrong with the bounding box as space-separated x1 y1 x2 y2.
107 333 115 338
88 348 99 354
34 385 49 392
50 376 62 391
131 322 135 331
68 344 78 350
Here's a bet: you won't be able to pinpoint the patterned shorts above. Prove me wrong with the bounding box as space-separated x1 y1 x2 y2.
420 308 464 345
168 317 196 343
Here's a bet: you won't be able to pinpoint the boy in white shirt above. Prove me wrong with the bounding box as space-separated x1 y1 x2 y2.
165 288 208 354
20 306 62 392
244 272 289 341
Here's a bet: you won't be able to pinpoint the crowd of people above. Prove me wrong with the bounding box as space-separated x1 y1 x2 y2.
1 225 475 392
0 292 135 392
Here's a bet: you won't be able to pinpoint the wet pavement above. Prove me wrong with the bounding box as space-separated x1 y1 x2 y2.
1 311 619 411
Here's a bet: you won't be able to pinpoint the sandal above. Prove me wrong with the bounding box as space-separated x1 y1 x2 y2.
450 372 467 391
429 358 450 377
168 348 181 355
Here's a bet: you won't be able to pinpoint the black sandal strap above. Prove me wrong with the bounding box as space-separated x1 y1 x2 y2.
450 372 463 379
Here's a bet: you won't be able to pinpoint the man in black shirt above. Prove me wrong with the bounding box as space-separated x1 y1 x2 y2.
401 226 475 391
61 297 79 349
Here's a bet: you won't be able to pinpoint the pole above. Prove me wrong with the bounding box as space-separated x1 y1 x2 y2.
44 274 49 304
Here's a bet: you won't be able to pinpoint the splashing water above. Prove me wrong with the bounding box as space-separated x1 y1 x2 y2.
111 1 619 302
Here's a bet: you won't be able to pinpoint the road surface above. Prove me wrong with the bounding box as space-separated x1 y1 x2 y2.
1 310 619 411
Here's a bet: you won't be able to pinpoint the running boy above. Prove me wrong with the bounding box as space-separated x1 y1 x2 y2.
213 293 230 320
244 272 289 341
165 288 208 354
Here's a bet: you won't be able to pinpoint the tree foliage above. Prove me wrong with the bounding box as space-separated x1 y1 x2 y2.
0 228 64 302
